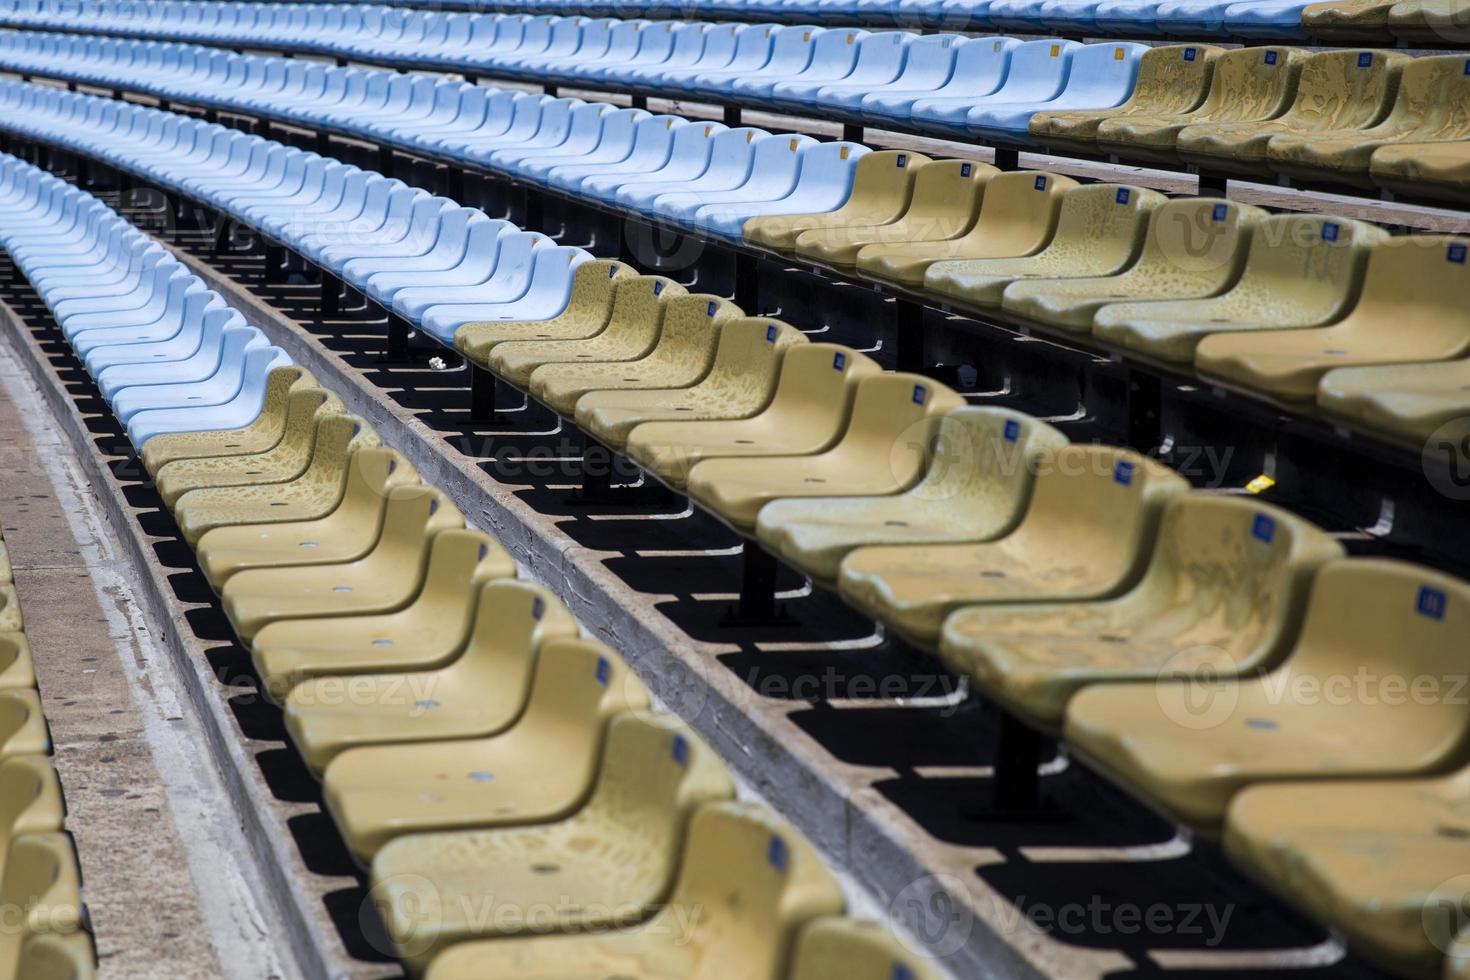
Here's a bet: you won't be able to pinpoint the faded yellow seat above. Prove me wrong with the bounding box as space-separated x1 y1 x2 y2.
530 296 743 417
792 159 994 268
1268 54 1470 188
1097 46 1306 164
371 713 735 972
1030 45 1225 157
224 510 500 646
1370 139 1470 205
1302 0 1399 42
1066 559 1470 835
838 446 1188 646
941 497 1342 731
0 757 65 881
0 587 19 634
1388 0 1470 44
323 638 649 866
454 260 635 368
925 184 1163 309
757 408 1067 586
789 918 942 980
626 344 881 490
0 834 84 977
17 931 96 980
855 171 1075 287
486 276 686 388
686 374 964 535
153 387 344 509
1225 768 1470 980
173 414 379 547
1177 49 1406 178
139 365 316 475
0 635 34 692
745 150 930 253
575 318 807 452
281 580 575 773
1094 213 1385 364
1317 358 1470 448
193 448 417 589
0 692 49 759
1002 198 1265 334
423 802 845 980
1196 235 1470 404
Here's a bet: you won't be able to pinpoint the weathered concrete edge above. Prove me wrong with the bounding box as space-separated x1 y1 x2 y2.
171 248 1043 980
0 298 376 980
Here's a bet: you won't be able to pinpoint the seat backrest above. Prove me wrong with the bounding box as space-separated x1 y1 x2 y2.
836 374 966 472
17 931 98 980
0 691 43 756
701 317 808 394
789 917 941 980
1193 45 1306 122
0 758 63 882
893 158 994 237
1118 43 1224 114
1278 48 1408 132
1371 52 1470 138
1059 40 1149 99
1028 182 1165 269
836 149 932 224
962 170 1076 252
1129 197 1264 285
988 37 1080 102
0 833 84 977
1331 234 1470 345
1221 212 1385 316
645 294 743 366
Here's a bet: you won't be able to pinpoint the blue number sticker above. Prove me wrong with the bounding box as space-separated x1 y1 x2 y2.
833 351 846 371
912 385 926 406
1211 203 1227 222
1463 58 1470 75
765 324 777 343
653 280 664 295
1115 187 1130 205
1251 513 1275 543
608 264 618 278
767 836 788 872
671 735 689 767
896 153 907 167
1322 221 1339 243
960 162 972 177
1033 175 1046 191
1183 47 1196 62
891 967 915 980
1264 50 1278 65
1357 52 1372 68
595 656 610 686
706 300 717 316
1003 419 1020 442
532 596 545 620
1113 460 1134 486
1418 586 1447 620
1450 243 1467 265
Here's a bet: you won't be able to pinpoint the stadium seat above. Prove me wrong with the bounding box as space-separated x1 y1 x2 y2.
790 918 942 980
1387 0 1470 44
1317 358 1470 448
1196 235 1470 403
941 497 1342 730
966 42 1148 143
528 295 742 416
1001 198 1264 333
1030 44 1222 157
625 344 881 489
322 637 649 865
770 31 912 112
371 713 736 971
1093 213 1385 364
16 931 97 980
685 374 965 534
1177 49 1406 177
0 635 35 692
838 446 1188 645
857 170 1075 286
138 365 316 475
1369 139 1470 205
576 318 808 451
911 38 1079 137
0 758 65 878
0 834 84 977
454 259 635 366
1268 54 1470 188
281 580 573 773
925 183 1162 309
756 408 1067 585
1095 46 1306 163
862 36 1019 128
792 158 994 267
193 448 418 588
1301 0 1400 41
422 802 845 980
1066 559 1470 833
743 149 927 253
0 691 49 759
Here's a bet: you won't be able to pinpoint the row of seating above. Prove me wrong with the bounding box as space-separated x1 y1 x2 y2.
0 151 944 980
0 522 97 979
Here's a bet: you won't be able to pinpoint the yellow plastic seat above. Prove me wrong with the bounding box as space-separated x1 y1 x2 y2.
371 713 735 972
1370 139 1470 205
1268 54 1470 188
153 387 344 509
454 260 635 368
1030 45 1225 157
423 802 845 980
625 344 881 490
222 508 496 645
1225 768 1470 980
941 496 1342 731
1001 198 1265 334
281 580 575 773
0 834 84 977
574 318 807 452
1196 234 1470 404
838 446 1188 646
1176 49 1406 178
1388 0 1470 45
173 414 379 547
0 691 49 759
792 159 994 268
0 587 19 634
193 448 418 589
1065 559 1470 835
745 150 930 253
686 374 965 535
485 276 686 389
0 757 65 881
1302 0 1399 42
756 408 1067 586
924 183 1163 309
1317 358 1470 448
855 171 1075 287
139 365 316 475
1094 213 1385 364
530 295 743 417
0 635 35 692
323 637 649 866
16 931 96 980
789 918 942 980
1096 46 1307 164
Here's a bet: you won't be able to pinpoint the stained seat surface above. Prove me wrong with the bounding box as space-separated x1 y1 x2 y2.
743 149 927 252
1369 138 1470 205
0 833 84 978
454 259 634 366
1301 0 1399 42
1317 357 1470 447
138 364 314 474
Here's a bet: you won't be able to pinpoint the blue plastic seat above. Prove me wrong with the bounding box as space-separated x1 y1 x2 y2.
731 28 867 103
605 121 731 208
418 246 592 344
967 41 1146 141
1223 0 1314 37
480 101 600 170
788 31 915 114
514 107 650 183
696 141 870 240
545 116 688 194
127 344 293 445
651 131 806 226
909 37 1066 135
389 230 548 322
684 24 818 98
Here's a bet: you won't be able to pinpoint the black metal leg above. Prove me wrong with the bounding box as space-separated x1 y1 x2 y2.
469 366 497 423
320 273 341 318
733 250 758 312
385 313 410 361
445 165 464 203
894 297 925 372
722 105 741 128
578 435 614 500
992 147 1020 170
1197 170 1228 198
631 94 648 110
991 712 1045 812
1127 368 1163 454
733 540 780 623
377 144 395 178
842 122 863 143
542 83 558 96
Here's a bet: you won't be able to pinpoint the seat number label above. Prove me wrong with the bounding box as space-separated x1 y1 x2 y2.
1115 187 1130 205
1251 513 1275 543
1418 586 1447 620
1113 460 1134 486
